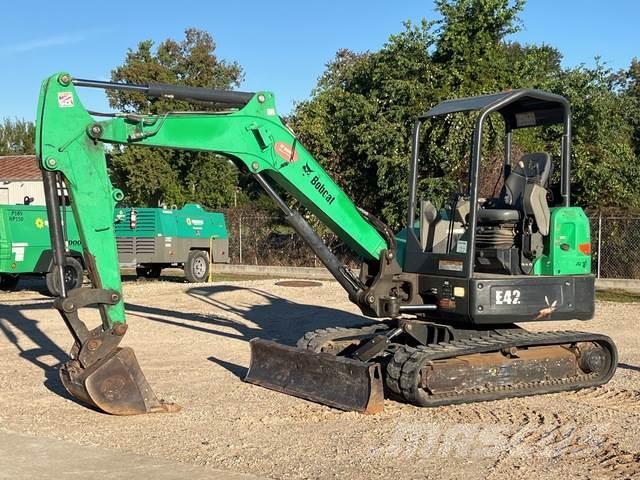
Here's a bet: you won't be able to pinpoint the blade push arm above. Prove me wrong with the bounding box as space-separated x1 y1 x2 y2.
36 73 395 328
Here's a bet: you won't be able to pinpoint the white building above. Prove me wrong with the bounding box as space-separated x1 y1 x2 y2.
0 155 45 205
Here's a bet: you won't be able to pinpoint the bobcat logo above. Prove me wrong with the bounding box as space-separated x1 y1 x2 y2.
534 296 558 320
302 162 314 177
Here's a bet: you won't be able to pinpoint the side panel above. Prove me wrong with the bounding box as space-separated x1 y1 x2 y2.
210 238 230 263
534 207 591 276
469 275 595 324
0 208 9 269
116 236 230 265
417 274 595 325
114 207 158 237
170 238 229 264
0 205 81 274
174 204 228 240
114 204 228 240
115 237 157 265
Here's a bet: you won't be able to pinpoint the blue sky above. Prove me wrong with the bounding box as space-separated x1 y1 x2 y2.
1 0 638 119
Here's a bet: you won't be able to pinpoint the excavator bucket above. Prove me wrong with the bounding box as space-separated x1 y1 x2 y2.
60 347 180 415
245 338 384 414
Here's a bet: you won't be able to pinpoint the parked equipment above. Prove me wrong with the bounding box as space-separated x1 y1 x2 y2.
0 204 83 295
115 204 229 282
35 72 617 415
0 203 228 293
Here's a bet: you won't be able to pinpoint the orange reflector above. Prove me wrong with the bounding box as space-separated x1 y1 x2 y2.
579 243 591 255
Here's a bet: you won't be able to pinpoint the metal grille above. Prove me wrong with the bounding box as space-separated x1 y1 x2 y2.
134 210 156 233
134 237 155 255
114 209 157 235
116 237 134 255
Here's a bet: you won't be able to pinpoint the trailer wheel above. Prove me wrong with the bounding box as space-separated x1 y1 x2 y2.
136 265 162 279
45 257 84 296
185 250 209 283
0 273 20 292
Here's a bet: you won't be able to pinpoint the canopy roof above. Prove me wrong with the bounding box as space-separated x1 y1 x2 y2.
422 89 569 129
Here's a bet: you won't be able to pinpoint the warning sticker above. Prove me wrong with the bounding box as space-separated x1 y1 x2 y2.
438 259 464 272
438 298 456 309
11 242 28 262
453 286 465 298
456 240 468 254
57 91 75 108
274 142 299 163
515 111 536 127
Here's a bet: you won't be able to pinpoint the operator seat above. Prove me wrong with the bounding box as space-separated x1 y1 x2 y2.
477 152 552 235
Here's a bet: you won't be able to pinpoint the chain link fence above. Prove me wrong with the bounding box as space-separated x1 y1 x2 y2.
223 209 360 268
222 210 640 280
590 215 640 279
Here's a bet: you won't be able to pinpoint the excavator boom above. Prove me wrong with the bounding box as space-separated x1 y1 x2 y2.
36 72 392 413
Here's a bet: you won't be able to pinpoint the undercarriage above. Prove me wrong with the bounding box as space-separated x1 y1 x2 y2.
247 320 617 413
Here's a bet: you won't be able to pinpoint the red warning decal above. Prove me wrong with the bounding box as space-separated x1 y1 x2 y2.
57 91 75 108
274 142 299 163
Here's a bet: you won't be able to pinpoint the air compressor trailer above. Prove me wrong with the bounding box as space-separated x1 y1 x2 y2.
0 203 228 294
114 203 229 282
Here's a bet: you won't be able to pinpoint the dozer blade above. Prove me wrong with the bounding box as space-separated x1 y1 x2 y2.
245 338 384 414
60 347 180 415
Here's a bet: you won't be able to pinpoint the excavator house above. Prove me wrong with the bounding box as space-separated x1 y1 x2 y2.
35 72 617 415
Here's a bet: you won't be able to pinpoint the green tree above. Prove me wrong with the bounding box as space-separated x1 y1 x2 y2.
293 0 556 226
547 63 640 209
620 58 640 159
0 118 35 155
107 28 243 208
293 0 640 225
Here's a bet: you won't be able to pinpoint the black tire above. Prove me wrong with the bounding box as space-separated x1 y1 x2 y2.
136 264 162 279
0 273 20 292
184 250 209 283
45 257 84 297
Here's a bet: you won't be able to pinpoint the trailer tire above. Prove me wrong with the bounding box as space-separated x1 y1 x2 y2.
136 265 162 279
45 257 84 297
0 273 20 292
185 250 209 283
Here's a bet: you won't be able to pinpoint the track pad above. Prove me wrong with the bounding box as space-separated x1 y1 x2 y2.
245 338 384 414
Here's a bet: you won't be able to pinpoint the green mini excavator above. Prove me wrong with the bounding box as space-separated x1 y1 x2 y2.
35 72 617 415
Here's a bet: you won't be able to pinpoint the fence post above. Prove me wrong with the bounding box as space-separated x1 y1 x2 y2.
239 214 243 264
597 213 602 279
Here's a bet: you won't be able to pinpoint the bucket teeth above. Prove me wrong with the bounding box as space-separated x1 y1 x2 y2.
245 338 384 414
60 347 180 415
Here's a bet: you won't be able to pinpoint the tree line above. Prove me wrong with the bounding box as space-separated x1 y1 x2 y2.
2 0 640 228
292 0 640 226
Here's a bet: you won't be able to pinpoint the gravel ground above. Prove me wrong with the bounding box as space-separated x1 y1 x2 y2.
0 275 639 479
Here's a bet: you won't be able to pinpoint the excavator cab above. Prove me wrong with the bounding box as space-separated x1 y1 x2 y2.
253 89 615 410
400 89 596 325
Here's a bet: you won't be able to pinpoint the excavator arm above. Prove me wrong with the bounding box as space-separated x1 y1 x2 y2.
36 72 401 414
37 73 397 313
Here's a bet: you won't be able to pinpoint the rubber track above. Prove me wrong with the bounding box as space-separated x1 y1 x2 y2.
296 323 391 352
298 326 618 407
387 330 618 407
